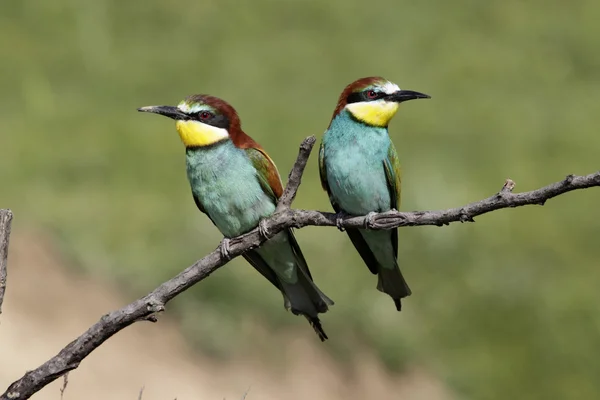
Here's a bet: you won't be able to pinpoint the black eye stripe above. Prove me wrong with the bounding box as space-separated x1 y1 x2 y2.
346 92 364 104
210 114 229 129
188 110 230 129
346 90 385 104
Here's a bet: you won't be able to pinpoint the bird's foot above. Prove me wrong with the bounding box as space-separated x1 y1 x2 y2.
364 212 377 229
335 211 349 232
220 237 232 260
258 219 270 240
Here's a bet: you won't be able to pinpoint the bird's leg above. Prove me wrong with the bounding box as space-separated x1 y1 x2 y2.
220 237 231 260
335 211 350 232
258 219 270 240
364 212 377 229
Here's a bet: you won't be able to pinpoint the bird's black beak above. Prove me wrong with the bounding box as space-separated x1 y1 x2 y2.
137 105 190 120
386 90 431 103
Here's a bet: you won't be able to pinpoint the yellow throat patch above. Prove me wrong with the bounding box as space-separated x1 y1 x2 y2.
346 101 399 127
175 120 229 147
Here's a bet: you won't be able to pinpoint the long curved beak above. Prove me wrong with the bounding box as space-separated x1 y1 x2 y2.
386 90 431 103
137 105 190 120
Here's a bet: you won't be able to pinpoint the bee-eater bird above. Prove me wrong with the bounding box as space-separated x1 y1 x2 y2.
138 95 333 340
318 77 430 311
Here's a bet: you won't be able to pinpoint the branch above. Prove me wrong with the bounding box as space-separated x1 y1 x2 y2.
0 209 13 318
276 135 316 211
2 137 599 400
281 173 600 231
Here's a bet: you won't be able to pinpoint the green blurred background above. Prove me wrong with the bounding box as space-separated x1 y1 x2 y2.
1 0 600 398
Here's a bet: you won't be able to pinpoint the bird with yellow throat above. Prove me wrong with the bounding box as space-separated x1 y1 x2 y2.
138 95 333 341
319 77 430 311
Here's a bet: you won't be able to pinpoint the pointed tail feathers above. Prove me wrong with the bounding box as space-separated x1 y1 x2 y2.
377 265 412 311
280 268 333 341
304 315 328 342
280 272 332 316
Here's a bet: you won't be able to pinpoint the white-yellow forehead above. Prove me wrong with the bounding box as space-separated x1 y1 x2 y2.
177 102 212 114
380 81 400 94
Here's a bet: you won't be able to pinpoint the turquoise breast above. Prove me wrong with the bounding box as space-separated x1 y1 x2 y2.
186 140 275 238
323 110 392 215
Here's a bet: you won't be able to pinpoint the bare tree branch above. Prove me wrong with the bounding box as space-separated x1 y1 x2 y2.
276 135 316 212
0 209 13 318
2 136 599 400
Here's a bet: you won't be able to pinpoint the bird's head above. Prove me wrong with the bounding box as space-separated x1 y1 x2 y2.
331 77 430 128
138 95 242 148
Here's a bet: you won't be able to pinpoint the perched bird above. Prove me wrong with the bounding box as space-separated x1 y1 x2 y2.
318 77 430 311
138 95 333 340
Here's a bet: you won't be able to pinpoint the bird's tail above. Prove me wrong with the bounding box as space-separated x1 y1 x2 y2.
303 315 328 342
272 230 333 340
377 265 412 311
280 266 333 341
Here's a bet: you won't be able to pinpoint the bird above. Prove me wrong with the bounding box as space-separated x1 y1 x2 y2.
138 94 333 340
318 77 430 311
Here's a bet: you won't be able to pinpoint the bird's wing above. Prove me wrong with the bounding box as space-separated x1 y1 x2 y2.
193 145 281 219
383 142 402 258
244 146 314 280
318 141 340 212
243 251 283 291
287 228 313 280
319 140 379 274
244 147 284 202
318 141 329 193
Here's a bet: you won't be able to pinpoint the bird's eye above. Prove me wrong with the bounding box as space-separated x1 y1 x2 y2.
366 90 378 99
198 111 213 120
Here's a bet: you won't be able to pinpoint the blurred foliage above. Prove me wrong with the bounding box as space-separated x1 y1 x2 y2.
2 0 600 398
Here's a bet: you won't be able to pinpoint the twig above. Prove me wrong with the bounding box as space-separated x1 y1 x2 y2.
240 386 251 400
137 386 144 400
2 137 599 400
59 373 69 400
0 209 13 318
276 135 316 212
